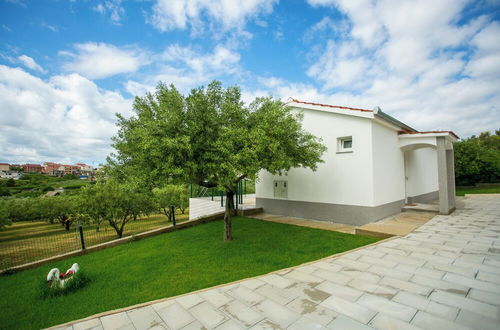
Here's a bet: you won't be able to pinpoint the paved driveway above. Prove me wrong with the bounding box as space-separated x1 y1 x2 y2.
54 195 500 330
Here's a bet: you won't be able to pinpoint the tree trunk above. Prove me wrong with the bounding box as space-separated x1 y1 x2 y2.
64 220 71 231
162 207 171 222
224 190 235 241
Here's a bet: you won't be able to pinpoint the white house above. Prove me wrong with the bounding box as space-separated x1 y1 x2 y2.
255 99 458 226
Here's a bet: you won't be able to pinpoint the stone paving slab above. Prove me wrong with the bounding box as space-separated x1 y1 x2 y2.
50 195 500 330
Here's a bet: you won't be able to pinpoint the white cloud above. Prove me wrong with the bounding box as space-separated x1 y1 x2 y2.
40 21 59 32
150 0 278 34
126 44 242 95
60 42 149 79
17 55 46 73
93 0 125 25
297 0 500 137
465 22 500 78
0 65 132 163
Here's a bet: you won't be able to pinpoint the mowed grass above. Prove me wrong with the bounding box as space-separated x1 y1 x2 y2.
456 185 500 196
0 212 189 270
0 216 380 329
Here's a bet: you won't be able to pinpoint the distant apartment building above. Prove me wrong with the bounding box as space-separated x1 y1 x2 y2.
42 162 59 175
42 162 94 177
21 164 43 173
76 163 94 177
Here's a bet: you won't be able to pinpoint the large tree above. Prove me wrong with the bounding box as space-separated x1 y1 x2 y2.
109 81 326 241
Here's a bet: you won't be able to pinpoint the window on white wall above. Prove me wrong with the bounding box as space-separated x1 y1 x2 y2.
337 136 353 153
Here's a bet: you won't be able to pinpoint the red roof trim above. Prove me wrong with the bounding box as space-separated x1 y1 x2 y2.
290 98 373 113
399 130 459 139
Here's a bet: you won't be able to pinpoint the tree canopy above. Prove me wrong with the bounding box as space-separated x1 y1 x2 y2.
80 180 155 238
109 81 326 240
454 130 500 185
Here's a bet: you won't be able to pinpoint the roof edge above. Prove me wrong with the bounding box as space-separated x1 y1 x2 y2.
373 107 417 133
398 130 460 140
289 98 373 113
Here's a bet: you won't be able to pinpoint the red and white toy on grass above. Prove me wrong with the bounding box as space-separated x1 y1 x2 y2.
46 263 80 288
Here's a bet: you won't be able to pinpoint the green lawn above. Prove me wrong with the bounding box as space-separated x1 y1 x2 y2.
456 185 500 196
0 216 380 329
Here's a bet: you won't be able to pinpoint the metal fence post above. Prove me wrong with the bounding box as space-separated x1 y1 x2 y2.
235 190 238 210
240 181 243 204
78 225 86 250
171 205 176 226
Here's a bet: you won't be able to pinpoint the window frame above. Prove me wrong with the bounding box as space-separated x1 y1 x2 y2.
337 136 353 153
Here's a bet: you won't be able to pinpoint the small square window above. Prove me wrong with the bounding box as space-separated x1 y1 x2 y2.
342 139 352 149
337 136 353 153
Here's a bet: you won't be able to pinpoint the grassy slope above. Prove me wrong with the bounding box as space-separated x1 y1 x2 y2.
0 213 189 269
456 186 500 196
0 217 380 329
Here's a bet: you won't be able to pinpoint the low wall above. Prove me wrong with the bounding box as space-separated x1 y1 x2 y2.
189 198 225 220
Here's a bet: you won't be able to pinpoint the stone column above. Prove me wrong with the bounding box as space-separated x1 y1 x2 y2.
437 136 456 214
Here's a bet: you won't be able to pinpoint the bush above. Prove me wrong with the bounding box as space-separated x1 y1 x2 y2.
41 185 55 192
62 184 84 190
0 187 10 197
454 130 500 185
38 270 90 298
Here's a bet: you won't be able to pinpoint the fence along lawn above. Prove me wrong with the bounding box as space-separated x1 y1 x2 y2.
0 216 380 330
0 211 189 270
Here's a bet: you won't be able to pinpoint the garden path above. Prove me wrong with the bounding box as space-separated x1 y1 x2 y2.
51 195 500 330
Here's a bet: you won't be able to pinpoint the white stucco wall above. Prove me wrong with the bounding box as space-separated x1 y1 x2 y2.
256 107 375 206
404 147 439 198
371 121 406 205
189 198 224 220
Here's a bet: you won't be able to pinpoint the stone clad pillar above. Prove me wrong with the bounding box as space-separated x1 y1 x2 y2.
437 136 456 214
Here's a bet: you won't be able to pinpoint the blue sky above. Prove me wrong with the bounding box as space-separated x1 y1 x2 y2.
0 0 499 164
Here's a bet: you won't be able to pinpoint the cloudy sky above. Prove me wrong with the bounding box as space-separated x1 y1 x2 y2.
0 0 499 164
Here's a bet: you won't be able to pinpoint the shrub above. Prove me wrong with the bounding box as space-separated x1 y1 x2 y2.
41 186 55 192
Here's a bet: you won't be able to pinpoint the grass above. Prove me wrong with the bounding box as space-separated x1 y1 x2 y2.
0 216 380 329
456 185 500 196
0 212 189 270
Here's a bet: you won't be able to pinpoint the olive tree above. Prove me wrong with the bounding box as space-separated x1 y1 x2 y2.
109 81 326 241
41 196 79 231
153 184 182 221
81 180 155 238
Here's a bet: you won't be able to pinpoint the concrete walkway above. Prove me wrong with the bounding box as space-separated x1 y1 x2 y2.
250 210 436 238
52 195 500 330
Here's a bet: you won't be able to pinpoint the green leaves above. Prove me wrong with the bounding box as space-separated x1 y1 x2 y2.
109 80 327 240
454 130 500 185
110 81 326 192
80 180 156 237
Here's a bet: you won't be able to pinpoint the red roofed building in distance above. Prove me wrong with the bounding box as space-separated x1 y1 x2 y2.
21 164 43 173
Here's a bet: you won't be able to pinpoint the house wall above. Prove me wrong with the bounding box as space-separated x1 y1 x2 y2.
371 121 406 207
256 107 375 206
405 147 439 202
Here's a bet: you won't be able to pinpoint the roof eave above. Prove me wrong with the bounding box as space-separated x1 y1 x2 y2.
374 108 417 133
